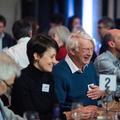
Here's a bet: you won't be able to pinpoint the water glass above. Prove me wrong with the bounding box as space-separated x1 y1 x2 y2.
23 111 40 120
71 102 83 120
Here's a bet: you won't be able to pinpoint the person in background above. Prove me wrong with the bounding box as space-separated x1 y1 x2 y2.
23 16 39 36
49 13 65 28
3 19 32 69
48 25 70 61
11 34 59 120
0 15 16 51
94 29 120 85
52 31 105 120
98 17 115 54
68 15 82 32
0 52 23 120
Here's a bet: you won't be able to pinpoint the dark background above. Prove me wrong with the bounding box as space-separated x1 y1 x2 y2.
21 0 82 32
21 0 120 32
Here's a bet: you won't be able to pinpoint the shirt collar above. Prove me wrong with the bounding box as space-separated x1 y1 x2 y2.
65 55 88 73
17 37 30 44
106 50 118 61
0 33 4 39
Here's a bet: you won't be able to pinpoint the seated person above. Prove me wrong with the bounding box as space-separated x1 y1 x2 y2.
48 25 70 61
10 34 59 120
52 31 105 119
0 52 23 120
94 29 120 85
0 15 16 51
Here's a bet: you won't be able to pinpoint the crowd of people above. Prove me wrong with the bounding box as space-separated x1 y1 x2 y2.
0 13 119 120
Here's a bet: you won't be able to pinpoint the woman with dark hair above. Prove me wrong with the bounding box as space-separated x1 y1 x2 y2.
11 34 59 120
68 15 81 32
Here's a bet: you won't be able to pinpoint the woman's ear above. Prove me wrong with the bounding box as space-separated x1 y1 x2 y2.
33 52 40 61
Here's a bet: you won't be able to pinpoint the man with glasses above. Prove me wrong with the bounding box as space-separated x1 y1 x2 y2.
98 17 115 54
53 31 105 119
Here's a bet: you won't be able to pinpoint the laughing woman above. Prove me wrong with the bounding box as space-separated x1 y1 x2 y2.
10 34 59 120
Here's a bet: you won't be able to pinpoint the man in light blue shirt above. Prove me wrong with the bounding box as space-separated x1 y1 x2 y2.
94 29 120 85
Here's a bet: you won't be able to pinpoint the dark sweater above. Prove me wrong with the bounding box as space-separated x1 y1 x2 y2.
11 64 58 120
52 60 99 111
2 33 16 48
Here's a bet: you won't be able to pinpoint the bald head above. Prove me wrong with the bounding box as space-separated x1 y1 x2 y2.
108 29 120 39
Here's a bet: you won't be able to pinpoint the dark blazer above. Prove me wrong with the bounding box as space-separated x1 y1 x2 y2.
2 33 16 48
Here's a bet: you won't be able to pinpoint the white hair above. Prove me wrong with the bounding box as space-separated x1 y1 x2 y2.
66 31 94 51
0 52 21 81
48 25 70 44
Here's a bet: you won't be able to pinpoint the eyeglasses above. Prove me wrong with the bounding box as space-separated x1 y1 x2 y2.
82 48 94 53
0 80 12 89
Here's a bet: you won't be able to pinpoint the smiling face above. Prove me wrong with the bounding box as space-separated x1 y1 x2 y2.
33 47 58 72
71 38 94 69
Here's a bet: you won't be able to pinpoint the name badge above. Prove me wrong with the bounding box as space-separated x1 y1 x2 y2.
42 84 50 92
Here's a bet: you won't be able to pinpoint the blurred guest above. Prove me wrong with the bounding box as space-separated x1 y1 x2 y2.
52 31 105 119
48 25 70 61
98 17 115 54
11 34 59 120
68 15 83 32
0 52 23 120
0 15 16 51
23 16 39 36
94 29 120 85
49 13 65 28
3 19 32 69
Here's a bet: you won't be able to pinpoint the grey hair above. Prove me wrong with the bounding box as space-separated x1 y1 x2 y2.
66 31 94 51
0 52 21 81
48 25 70 44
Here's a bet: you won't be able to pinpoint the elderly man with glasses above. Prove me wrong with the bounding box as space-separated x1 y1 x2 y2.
0 52 23 120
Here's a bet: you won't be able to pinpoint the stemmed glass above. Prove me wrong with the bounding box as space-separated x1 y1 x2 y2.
101 87 115 111
113 85 120 110
113 86 120 119
71 102 83 120
23 111 40 120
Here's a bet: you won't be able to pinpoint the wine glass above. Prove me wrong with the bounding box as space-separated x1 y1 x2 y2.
113 85 120 112
101 87 115 112
71 102 83 120
23 111 40 120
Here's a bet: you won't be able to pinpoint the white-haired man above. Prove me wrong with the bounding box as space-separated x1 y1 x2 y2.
52 31 105 119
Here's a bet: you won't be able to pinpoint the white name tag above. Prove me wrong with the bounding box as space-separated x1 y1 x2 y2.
42 84 50 92
99 74 117 91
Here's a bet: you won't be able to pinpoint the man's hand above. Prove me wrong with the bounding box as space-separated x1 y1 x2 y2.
64 105 98 120
87 85 105 99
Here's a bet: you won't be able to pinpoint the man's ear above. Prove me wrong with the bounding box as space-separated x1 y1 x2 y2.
108 40 115 48
69 49 76 56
